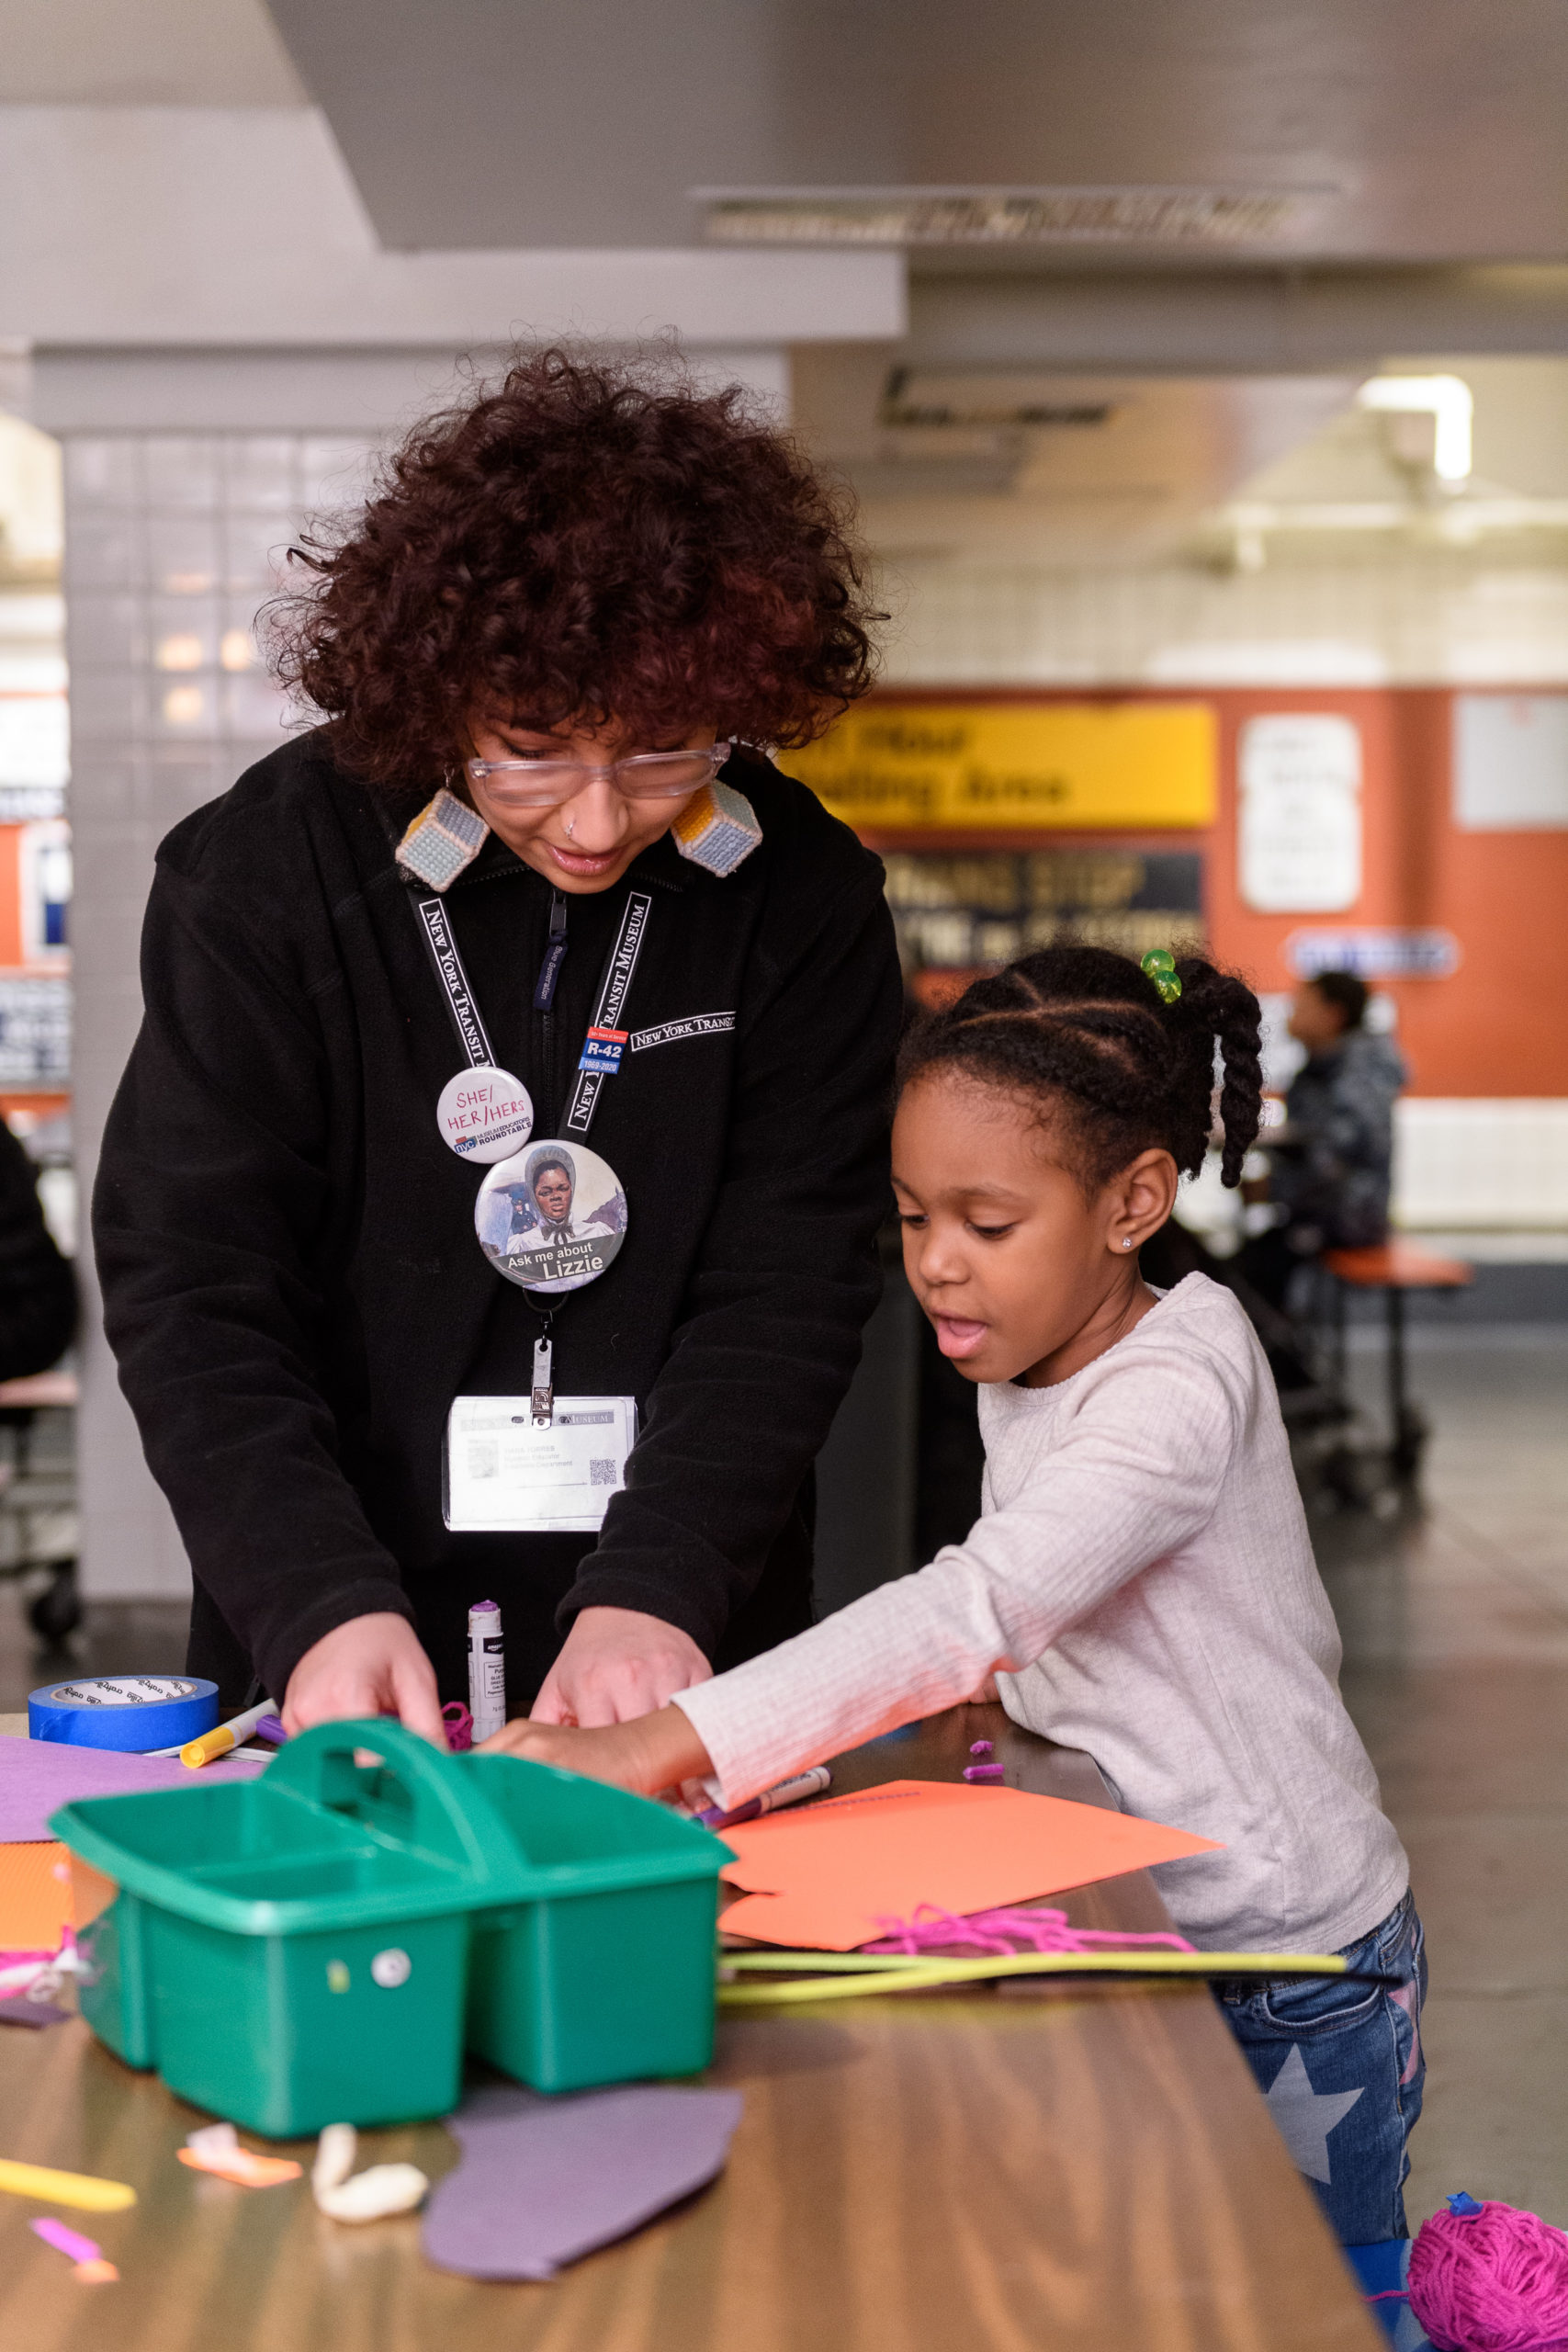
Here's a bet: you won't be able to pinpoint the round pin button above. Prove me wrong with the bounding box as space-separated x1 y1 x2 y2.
436 1065 535 1164
370 1948 412 1988
475 1138 628 1295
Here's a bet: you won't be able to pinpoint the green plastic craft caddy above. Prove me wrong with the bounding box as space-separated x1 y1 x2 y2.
50 1720 729 2138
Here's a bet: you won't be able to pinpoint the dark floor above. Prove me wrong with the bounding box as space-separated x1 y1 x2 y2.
3 1326 1564 2228
1313 1324 1568 2227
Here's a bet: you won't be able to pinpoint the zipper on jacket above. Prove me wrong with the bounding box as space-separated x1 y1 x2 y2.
533 889 569 1127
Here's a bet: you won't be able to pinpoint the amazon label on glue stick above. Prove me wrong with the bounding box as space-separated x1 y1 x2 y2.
468 1599 506 1742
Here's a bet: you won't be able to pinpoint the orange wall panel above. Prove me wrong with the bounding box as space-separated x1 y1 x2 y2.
0 829 24 970
1201 687 1568 1097
847 684 1568 1098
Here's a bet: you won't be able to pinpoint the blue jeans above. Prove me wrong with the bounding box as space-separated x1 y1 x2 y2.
1217 1890 1427 2245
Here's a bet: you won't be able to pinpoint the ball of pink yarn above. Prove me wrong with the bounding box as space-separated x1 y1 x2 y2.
1408 2197 1568 2352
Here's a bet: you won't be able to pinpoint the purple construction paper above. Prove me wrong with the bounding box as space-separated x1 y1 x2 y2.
0 1738 266 1844
423 2082 744 2280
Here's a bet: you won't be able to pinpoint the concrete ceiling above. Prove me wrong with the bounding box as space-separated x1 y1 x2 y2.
0 0 305 106
258 0 1568 262
793 358 1361 561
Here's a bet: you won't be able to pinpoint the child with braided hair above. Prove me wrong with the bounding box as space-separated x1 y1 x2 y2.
486 944 1424 2247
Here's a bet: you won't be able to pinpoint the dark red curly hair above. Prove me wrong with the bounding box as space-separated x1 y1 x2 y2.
269 348 881 784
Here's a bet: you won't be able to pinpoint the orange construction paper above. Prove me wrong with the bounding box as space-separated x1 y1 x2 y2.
176 2148 303 2189
716 1779 1219 1951
0 1842 72 1951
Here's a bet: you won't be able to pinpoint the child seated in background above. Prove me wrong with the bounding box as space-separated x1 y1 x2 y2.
485 945 1426 2248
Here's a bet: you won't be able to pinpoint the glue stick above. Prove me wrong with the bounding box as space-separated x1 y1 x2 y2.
467 1600 506 1742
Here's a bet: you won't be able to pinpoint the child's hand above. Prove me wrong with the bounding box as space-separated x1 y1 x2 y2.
477 1702 714 1800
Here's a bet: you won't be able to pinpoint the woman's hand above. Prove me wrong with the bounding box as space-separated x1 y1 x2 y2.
530 1605 712 1727
282 1612 448 1747
478 1702 713 1799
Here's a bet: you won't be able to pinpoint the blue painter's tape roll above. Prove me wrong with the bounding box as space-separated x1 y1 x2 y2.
28 1675 220 1752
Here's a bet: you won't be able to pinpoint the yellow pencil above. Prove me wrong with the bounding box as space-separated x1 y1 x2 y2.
0 2158 137 2212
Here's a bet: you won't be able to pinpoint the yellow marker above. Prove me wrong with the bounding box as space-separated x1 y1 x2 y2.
0 2158 137 2213
180 1702 268 1769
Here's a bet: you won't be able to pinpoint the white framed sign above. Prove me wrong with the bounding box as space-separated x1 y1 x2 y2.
1238 714 1362 913
1453 695 1568 830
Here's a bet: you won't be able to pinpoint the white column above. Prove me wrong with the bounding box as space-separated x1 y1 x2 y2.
58 416 378 1598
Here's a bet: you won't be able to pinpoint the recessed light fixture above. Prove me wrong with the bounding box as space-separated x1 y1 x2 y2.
694 185 1335 248
1357 376 1473 482
880 369 1113 431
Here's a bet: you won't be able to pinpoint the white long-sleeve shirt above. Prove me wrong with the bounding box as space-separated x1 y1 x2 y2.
675 1273 1407 1952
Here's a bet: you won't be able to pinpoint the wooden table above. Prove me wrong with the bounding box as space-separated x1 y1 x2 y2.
0 1704 1380 2351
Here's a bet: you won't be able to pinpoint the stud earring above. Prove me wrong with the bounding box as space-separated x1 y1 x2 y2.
1122 1238 1133 1249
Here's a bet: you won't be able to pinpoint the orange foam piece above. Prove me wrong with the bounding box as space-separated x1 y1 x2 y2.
73 2260 118 2284
716 1779 1219 1951
0 1842 71 1951
177 2147 303 2189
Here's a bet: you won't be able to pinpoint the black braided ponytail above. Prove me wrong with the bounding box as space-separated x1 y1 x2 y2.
897 944 1264 1192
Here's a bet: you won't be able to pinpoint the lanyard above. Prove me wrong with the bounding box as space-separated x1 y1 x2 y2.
564 888 653 1136
408 883 653 1145
411 893 499 1070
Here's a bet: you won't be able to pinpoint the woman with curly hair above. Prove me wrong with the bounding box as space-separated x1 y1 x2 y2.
94 350 902 1740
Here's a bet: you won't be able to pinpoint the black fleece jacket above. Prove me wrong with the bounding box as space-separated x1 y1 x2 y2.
93 733 902 1707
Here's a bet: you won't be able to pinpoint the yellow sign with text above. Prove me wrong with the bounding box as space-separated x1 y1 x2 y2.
786 701 1217 831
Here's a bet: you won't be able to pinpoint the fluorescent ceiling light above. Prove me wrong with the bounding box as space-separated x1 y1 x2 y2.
1357 376 1473 481
694 186 1333 248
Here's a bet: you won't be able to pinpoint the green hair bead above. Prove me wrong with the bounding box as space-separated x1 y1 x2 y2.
1140 950 1182 1002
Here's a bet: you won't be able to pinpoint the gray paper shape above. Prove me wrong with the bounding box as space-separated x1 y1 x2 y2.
422 2082 743 2280
0 1997 71 2028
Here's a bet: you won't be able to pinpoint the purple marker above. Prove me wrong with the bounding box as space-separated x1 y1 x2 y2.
698 1765 831 1832
468 1599 506 1742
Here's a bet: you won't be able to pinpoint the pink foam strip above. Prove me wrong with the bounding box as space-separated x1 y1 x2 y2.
31 2217 101 2265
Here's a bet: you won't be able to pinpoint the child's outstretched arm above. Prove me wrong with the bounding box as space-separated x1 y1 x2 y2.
483 1335 1237 1809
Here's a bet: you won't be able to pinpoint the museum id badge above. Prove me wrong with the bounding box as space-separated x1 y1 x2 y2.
444 1394 639 1533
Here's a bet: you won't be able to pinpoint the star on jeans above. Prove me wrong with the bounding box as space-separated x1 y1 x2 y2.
1264 2044 1364 2183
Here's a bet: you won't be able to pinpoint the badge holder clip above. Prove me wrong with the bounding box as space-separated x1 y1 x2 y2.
531 1330 554 1428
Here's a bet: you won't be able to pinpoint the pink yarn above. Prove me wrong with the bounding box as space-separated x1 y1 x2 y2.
863 1903 1195 1957
442 1701 474 1752
1408 2199 1568 2352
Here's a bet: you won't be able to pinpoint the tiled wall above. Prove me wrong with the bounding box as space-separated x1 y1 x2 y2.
67 431 378 1598
879 554 1568 687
